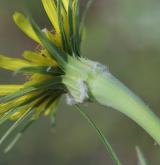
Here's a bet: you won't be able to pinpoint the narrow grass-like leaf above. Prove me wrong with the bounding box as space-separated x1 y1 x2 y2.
4 133 21 153
0 87 36 103
136 146 148 165
0 108 33 146
50 99 59 128
51 114 56 128
80 0 93 42
80 0 93 28
57 0 68 53
4 119 35 153
75 106 122 165
0 92 46 125
68 0 75 54
32 77 65 91
31 93 53 119
74 0 80 55
0 77 64 103
30 17 67 68
17 66 63 76
0 107 26 126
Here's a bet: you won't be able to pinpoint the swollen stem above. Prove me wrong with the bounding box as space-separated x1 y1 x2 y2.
88 72 160 145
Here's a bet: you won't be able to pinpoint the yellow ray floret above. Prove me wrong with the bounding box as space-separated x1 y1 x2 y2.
22 50 56 66
44 98 59 116
41 0 70 45
62 0 69 12
42 28 61 47
13 12 41 44
9 95 37 120
41 0 59 34
61 2 69 40
32 97 52 119
10 106 29 120
25 74 53 86
0 85 23 96
0 55 32 71
0 93 28 114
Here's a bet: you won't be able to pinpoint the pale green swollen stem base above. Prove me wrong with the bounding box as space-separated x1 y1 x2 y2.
64 57 160 145
88 71 160 145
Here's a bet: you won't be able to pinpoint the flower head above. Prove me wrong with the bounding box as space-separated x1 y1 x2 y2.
1 0 160 158
0 0 93 150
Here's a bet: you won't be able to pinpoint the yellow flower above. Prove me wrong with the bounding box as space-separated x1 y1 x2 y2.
0 0 83 150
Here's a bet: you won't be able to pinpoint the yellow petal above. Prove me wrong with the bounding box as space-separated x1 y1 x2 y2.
23 50 56 66
24 74 53 87
0 93 27 114
13 12 41 44
8 92 41 120
61 0 76 40
32 97 52 119
0 85 23 96
43 28 62 47
72 0 77 33
44 98 59 116
0 54 31 71
0 102 17 114
41 0 60 33
10 106 28 120
42 28 54 42
62 0 69 13
61 3 69 40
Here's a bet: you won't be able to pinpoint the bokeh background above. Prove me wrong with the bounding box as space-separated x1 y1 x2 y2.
0 0 160 164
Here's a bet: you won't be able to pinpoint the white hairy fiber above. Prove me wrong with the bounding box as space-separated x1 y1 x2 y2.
65 79 89 105
92 62 110 76
65 94 77 105
81 58 110 76
77 79 89 102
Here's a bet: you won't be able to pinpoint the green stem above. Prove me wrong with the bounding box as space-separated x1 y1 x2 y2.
88 73 160 145
75 106 122 165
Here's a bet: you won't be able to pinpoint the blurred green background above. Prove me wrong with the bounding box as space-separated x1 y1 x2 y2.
0 0 160 164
